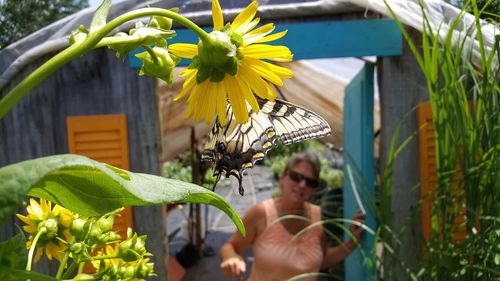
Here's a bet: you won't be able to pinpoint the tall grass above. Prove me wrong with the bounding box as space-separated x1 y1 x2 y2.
379 0 499 280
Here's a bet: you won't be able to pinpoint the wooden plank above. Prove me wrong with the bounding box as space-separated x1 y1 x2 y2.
417 102 467 243
128 19 402 68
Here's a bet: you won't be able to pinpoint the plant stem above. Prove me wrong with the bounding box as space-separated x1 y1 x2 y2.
0 8 210 120
77 262 85 275
26 229 45 272
142 45 159 63
55 245 71 279
26 229 46 281
61 260 78 279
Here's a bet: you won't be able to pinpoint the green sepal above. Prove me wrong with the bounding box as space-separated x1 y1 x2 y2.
90 0 112 32
69 25 89 45
230 31 243 48
210 69 226 82
196 63 212 84
188 56 201 69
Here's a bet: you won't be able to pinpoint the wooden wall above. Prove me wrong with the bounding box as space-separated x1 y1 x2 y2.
0 47 167 280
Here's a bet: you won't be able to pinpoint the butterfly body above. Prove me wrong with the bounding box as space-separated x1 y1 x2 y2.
202 97 331 196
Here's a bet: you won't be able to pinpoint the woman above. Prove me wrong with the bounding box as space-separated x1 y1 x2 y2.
220 153 365 281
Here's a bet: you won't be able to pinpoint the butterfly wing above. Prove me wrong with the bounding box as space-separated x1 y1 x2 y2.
203 97 331 196
202 105 277 195
257 97 331 144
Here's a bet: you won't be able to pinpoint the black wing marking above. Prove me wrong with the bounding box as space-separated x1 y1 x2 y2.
203 97 331 196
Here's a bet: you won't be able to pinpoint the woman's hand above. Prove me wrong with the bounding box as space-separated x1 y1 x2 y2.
220 256 246 280
348 210 365 241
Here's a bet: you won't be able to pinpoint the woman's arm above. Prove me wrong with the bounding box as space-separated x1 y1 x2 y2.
321 210 365 268
220 203 266 279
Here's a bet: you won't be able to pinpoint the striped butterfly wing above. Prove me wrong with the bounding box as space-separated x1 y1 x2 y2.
202 104 277 196
203 97 331 196
258 97 331 145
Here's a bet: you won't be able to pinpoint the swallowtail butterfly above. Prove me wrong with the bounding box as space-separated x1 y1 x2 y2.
202 96 331 195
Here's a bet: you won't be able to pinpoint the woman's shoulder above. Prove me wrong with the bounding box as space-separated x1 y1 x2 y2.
246 198 273 218
305 202 322 220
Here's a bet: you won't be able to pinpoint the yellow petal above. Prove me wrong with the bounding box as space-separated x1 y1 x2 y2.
23 225 37 233
216 83 228 126
212 0 224 30
204 82 218 123
237 17 260 35
235 76 259 113
174 71 197 101
243 23 274 44
28 199 44 220
179 68 196 77
244 57 283 86
225 76 249 124
265 82 277 100
232 1 258 33
34 247 43 262
262 61 294 78
243 44 293 62
16 214 33 225
238 64 269 99
169 43 198 59
40 199 51 214
254 30 288 44
191 82 208 122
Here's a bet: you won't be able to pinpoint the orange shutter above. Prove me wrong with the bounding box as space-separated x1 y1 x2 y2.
67 114 133 238
417 102 466 242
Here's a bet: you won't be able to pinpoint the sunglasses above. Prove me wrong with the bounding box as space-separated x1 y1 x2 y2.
287 170 319 188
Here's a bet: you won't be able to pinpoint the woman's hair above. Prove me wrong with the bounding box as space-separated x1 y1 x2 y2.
283 153 321 180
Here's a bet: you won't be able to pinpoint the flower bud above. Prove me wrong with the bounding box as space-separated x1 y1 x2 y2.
70 218 87 240
39 218 58 238
135 46 180 85
69 242 84 255
135 261 155 278
96 216 114 233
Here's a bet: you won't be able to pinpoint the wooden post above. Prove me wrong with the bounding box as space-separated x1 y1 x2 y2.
377 28 428 279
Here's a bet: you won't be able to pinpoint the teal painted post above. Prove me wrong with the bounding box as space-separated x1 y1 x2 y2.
128 19 402 68
343 63 376 280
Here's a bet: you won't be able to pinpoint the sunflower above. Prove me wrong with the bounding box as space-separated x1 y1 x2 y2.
16 198 73 262
169 0 293 125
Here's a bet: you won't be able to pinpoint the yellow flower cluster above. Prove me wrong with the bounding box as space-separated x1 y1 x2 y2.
16 198 73 261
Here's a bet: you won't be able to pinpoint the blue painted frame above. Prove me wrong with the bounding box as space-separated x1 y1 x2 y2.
128 19 401 68
344 62 377 281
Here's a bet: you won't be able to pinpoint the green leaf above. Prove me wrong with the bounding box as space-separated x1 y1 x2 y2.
90 0 112 32
0 154 245 236
0 234 27 281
